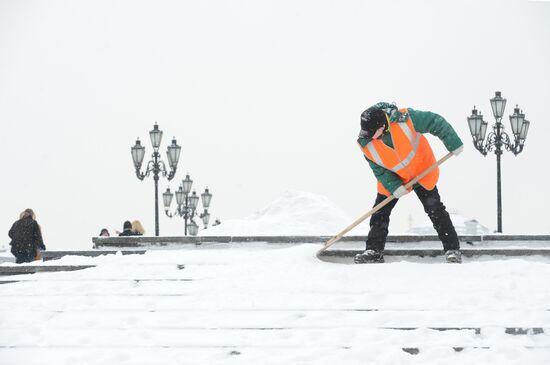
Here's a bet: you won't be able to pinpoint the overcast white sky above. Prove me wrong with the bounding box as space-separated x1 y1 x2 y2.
1 0 549 249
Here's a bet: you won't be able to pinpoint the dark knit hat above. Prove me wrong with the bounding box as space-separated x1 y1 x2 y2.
360 107 387 139
123 220 132 230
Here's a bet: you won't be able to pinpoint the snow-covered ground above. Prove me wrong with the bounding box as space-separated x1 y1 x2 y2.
1 245 550 364
2 191 548 363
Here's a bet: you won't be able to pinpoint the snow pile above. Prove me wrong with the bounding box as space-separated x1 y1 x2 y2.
409 212 492 235
202 190 369 236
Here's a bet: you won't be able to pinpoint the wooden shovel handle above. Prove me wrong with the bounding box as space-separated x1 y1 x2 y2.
317 152 454 255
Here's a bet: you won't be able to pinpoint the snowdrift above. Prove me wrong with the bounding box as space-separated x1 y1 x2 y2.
201 190 369 236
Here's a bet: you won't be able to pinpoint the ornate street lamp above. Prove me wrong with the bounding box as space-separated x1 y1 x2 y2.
467 91 531 232
132 123 181 236
199 188 212 229
163 174 213 236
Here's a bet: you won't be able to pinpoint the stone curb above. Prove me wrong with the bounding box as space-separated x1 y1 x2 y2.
92 234 550 248
0 265 95 276
41 250 146 261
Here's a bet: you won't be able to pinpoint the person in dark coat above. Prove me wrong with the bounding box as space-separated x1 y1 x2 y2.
118 220 135 236
8 208 46 264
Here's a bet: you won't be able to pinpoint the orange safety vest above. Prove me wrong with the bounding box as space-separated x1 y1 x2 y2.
360 108 439 196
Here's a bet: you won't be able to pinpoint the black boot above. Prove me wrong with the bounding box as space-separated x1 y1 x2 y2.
445 250 462 263
354 249 384 264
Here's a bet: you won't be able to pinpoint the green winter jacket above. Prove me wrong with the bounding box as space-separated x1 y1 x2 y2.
357 108 463 195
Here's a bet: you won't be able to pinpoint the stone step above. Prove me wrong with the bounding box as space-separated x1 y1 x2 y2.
3 308 547 329
0 345 548 351
92 234 550 248
41 250 146 261
1 326 548 344
0 345 548 360
402 345 550 355
0 323 543 335
0 265 95 276
320 248 550 258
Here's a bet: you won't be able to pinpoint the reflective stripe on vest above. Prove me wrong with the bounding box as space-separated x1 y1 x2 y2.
366 121 421 173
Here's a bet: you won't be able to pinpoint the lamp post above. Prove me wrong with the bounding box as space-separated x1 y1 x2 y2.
131 123 181 236
163 173 213 236
467 91 530 232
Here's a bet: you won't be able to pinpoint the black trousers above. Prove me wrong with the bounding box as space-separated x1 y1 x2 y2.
366 185 460 252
